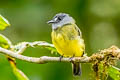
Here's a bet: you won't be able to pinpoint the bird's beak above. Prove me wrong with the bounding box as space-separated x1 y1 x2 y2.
47 20 55 24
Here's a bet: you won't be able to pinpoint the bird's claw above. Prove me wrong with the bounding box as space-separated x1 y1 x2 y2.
69 57 74 63
59 56 63 62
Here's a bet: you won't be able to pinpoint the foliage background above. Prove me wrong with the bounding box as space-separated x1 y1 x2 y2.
0 0 120 80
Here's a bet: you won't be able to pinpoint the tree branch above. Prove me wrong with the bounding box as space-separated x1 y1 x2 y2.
0 47 90 63
0 45 120 64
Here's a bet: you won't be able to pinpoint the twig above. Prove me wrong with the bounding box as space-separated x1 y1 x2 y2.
15 41 54 54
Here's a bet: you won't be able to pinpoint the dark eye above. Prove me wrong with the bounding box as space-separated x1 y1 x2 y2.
58 17 62 20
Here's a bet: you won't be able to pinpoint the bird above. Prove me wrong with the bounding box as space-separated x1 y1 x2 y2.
47 13 85 76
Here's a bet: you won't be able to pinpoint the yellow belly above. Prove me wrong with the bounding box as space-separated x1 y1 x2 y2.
52 30 85 57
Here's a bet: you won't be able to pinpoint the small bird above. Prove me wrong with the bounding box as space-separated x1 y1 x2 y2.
47 13 85 76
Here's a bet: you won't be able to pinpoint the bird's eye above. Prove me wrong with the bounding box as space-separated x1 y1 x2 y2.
58 17 61 20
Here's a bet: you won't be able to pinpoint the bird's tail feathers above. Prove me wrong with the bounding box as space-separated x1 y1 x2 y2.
72 62 81 76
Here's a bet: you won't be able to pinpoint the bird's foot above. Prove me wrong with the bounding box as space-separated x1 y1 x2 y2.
69 54 75 63
69 57 74 63
59 56 63 62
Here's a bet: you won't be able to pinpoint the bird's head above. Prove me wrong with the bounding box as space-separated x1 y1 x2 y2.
47 13 75 30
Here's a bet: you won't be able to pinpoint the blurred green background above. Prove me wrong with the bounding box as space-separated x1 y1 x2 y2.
0 0 120 80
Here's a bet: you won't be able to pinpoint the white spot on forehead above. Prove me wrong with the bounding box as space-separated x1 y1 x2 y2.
54 17 58 21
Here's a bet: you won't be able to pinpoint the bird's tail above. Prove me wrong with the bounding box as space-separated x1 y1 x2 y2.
72 62 81 76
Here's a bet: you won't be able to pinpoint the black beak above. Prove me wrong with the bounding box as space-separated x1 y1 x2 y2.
47 20 55 24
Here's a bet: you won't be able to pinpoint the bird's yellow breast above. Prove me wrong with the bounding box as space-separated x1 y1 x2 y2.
51 24 85 57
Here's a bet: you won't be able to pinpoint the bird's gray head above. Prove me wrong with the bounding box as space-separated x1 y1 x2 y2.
47 13 75 30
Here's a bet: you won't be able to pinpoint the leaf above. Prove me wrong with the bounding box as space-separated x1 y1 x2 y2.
9 59 29 80
0 34 29 80
0 15 10 30
13 68 29 80
0 15 29 80
0 34 12 49
108 66 120 80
